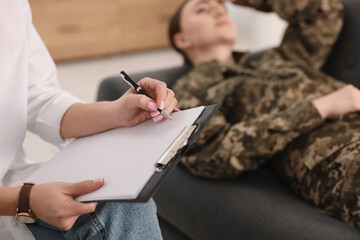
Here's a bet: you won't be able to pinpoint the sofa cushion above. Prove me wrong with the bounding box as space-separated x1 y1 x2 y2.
154 166 360 240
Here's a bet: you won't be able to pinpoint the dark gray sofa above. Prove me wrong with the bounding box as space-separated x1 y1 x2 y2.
97 0 360 239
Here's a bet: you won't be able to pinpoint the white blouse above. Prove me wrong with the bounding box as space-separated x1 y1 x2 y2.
0 0 81 239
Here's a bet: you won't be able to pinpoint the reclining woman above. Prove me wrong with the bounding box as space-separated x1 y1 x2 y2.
168 0 360 228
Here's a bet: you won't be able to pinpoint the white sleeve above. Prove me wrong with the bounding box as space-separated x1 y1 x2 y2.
25 2 82 147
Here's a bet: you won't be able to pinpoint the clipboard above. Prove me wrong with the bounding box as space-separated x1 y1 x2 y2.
27 104 220 202
135 103 220 202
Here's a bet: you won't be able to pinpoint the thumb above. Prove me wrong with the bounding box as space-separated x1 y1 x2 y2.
70 201 98 216
67 178 104 196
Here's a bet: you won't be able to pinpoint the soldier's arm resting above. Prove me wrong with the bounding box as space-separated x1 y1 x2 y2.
181 99 324 179
233 0 345 69
232 0 273 12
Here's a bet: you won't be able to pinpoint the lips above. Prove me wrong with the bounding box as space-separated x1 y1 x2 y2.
216 18 231 26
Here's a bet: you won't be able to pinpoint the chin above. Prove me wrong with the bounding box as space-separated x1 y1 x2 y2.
220 32 237 44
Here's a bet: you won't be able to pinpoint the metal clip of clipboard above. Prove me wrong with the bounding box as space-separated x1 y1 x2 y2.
155 125 197 172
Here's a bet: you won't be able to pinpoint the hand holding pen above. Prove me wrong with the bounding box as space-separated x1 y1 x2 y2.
118 71 177 124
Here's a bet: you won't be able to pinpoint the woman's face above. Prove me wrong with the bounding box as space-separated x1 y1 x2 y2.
178 0 237 50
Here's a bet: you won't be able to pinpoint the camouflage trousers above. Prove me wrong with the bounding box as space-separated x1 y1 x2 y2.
273 117 360 229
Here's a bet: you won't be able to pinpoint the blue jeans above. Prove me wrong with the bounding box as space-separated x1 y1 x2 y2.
26 199 162 240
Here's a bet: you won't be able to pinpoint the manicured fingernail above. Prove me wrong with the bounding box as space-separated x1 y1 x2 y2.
93 177 104 183
159 101 165 110
153 115 163 122
151 111 160 117
147 102 158 111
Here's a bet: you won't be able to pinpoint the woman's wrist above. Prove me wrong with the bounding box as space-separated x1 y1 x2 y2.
312 98 329 119
111 100 127 127
312 96 329 119
0 186 22 216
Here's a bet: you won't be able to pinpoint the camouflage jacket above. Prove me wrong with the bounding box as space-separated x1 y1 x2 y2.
172 0 348 179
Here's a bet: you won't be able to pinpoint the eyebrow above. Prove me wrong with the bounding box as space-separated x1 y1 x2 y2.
193 0 225 9
194 0 211 7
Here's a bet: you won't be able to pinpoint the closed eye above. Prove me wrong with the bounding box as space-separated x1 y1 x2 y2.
195 3 211 14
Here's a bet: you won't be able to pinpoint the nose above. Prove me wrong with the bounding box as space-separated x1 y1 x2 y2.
210 2 226 17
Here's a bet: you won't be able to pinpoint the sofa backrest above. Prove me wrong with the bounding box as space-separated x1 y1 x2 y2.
322 0 360 87
97 65 191 101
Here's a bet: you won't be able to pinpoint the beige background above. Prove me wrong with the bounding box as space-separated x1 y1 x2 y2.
29 0 184 62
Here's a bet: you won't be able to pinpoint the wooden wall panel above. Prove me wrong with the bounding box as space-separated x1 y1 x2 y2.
29 0 183 62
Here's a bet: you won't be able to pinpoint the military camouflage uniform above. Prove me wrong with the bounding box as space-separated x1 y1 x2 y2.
172 0 360 228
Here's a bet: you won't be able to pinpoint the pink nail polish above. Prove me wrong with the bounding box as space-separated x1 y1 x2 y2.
160 101 165 110
151 111 161 117
93 177 104 183
147 102 158 111
153 115 163 122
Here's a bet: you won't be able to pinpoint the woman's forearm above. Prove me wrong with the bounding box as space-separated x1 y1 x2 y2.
0 186 21 216
312 85 360 119
60 101 118 139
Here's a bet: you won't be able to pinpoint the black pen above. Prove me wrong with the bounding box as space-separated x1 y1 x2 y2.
120 71 172 120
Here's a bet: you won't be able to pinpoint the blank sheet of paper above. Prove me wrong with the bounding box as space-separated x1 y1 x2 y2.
28 106 204 202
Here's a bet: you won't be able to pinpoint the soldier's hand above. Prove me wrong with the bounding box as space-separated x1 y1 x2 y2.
313 85 360 119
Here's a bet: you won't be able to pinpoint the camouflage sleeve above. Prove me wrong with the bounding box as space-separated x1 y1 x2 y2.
233 0 345 69
181 99 324 179
232 0 273 12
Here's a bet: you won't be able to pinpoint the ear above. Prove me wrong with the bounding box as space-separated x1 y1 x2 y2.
173 32 192 50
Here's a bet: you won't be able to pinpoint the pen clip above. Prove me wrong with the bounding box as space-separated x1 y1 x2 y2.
120 71 137 90
120 71 154 100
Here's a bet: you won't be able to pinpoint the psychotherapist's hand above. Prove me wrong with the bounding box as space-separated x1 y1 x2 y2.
313 85 360 119
113 77 177 126
29 178 104 231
